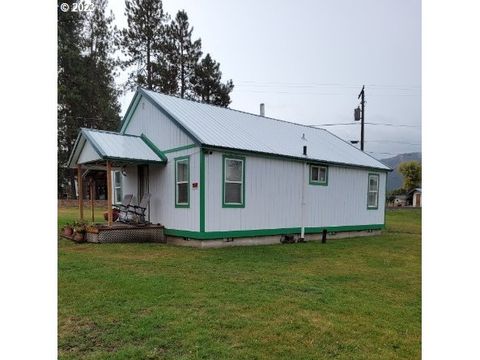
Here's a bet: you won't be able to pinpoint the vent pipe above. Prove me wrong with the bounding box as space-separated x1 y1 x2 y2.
260 103 265 117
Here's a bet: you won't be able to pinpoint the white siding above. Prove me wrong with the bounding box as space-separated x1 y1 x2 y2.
304 167 386 227
204 151 386 232
121 166 138 202
123 97 195 150
119 147 200 231
77 141 101 164
141 89 389 171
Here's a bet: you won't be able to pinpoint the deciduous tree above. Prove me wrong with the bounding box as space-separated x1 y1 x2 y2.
398 161 422 190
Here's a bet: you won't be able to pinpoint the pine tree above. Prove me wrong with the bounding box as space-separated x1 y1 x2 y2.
191 53 234 107
58 1 88 197
82 0 121 131
167 10 202 98
58 0 121 198
121 0 175 92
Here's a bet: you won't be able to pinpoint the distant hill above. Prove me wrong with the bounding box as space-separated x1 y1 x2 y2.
380 152 422 191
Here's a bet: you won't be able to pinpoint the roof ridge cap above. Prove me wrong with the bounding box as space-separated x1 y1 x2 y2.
140 88 330 134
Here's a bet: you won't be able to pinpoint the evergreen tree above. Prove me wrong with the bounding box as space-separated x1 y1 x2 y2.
121 0 175 92
58 1 88 197
82 0 121 131
191 53 234 107
58 0 121 198
167 10 202 98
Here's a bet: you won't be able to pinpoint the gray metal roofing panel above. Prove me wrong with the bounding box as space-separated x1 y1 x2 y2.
83 129 162 162
142 89 390 170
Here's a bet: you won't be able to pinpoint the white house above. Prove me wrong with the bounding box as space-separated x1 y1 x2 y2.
68 87 391 247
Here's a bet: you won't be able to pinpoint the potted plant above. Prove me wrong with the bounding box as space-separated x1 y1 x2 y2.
73 221 87 242
63 223 73 237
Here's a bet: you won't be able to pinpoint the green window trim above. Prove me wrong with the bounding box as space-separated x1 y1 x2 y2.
175 156 190 208
309 164 328 186
367 173 380 210
222 154 246 208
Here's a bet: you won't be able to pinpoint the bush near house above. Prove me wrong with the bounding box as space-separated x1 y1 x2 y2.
58 208 421 359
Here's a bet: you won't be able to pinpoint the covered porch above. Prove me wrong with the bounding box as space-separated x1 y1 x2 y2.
65 128 167 243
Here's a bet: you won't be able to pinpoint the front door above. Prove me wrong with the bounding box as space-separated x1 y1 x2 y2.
137 165 150 220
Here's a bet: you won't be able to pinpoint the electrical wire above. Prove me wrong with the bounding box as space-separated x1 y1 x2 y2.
235 80 420 90
310 122 420 128
364 140 421 146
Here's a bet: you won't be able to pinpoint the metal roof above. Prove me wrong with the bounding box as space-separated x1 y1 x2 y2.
140 88 390 171
67 128 166 168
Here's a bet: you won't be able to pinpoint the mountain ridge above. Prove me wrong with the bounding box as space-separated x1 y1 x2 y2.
380 152 422 191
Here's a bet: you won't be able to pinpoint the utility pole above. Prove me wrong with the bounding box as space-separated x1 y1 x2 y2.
358 85 365 151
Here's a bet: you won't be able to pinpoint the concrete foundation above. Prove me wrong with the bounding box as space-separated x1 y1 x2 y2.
166 230 381 248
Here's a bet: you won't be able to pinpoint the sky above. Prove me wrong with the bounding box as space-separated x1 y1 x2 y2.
107 0 421 159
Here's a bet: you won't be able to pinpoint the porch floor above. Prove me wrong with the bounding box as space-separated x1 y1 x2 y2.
89 222 165 243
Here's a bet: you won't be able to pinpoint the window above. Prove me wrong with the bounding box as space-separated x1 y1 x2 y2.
223 155 245 207
175 156 190 207
309 165 328 185
367 173 380 209
114 171 123 203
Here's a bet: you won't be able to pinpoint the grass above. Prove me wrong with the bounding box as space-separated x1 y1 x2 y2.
58 208 421 359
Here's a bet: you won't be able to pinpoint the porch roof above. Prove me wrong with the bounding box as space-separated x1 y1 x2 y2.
67 128 167 168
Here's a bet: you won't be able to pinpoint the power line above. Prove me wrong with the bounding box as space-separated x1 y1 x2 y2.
310 122 420 128
310 122 358 126
235 80 421 90
366 122 420 128
234 89 419 96
365 140 421 146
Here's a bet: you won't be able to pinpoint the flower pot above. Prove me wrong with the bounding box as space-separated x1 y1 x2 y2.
63 226 73 237
73 232 85 242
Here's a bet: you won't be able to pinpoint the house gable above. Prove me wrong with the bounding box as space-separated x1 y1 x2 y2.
120 90 198 152
67 128 167 168
78 140 102 164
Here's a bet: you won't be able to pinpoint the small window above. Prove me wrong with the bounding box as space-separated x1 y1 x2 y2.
114 171 123 203
223 156 245 207
309 165 328 185
367 173 380 209
175 156 190 207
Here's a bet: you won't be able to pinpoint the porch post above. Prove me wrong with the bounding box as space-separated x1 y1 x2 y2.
106 160 113 226
77 165 83 220
90 180 95 223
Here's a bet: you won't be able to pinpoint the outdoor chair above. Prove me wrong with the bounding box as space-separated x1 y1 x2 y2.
114 194 134 223
126 193 151 225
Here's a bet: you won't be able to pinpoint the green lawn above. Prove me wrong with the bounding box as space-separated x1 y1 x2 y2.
58 208 421 359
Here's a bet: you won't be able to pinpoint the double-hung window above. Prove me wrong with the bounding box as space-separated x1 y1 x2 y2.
309 165 328 185
175 156 190 207
113 171 123 204
223 155 245 207
367 173 380 209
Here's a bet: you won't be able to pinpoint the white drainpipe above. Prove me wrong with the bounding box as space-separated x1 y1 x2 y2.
300 161 307 240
